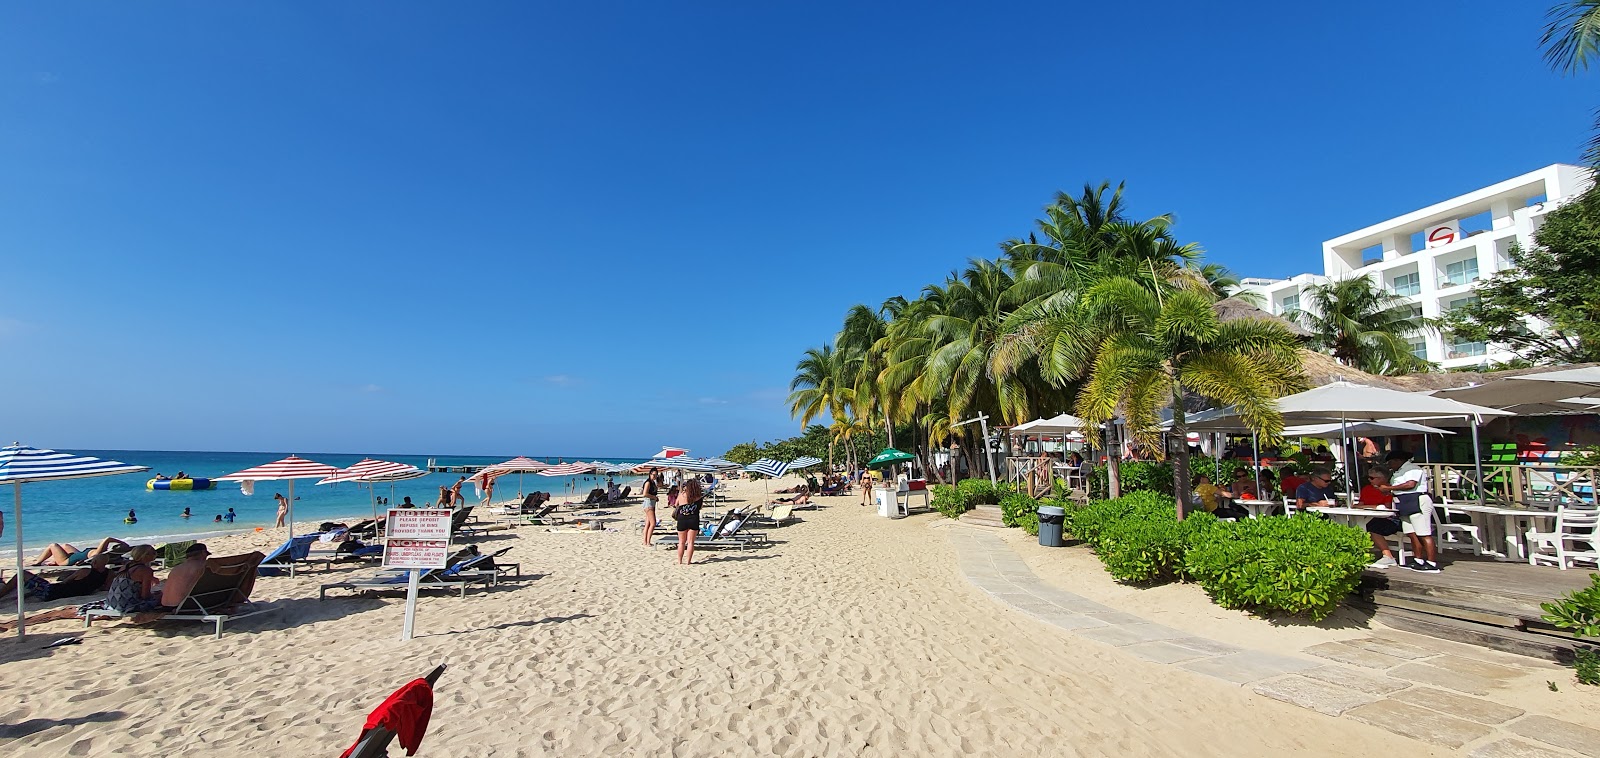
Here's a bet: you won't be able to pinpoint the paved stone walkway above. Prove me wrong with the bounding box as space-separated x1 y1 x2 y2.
950 526 1599 756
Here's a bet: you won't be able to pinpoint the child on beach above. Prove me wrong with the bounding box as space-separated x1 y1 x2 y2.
124 510 138 524
214 514 223 523
224 508 236 523
181 507 191 519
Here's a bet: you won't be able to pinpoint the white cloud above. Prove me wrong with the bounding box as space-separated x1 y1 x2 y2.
698 397 730 405
546 374 579 387
33 72 59 85
358 384 384 393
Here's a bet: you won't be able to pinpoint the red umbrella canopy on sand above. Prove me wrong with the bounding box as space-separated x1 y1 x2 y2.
318 458 427 485
216 455 339 576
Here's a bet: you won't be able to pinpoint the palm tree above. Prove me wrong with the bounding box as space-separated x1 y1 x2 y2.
1541 1 1600 162
788 344 853 471
1297 278 1429 375
1030 277 1307 516
921 260 1035 426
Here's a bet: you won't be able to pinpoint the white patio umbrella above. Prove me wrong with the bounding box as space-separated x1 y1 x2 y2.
216 455 340 577
1 444 148 638
1432 366 1600 408
317 459 428 540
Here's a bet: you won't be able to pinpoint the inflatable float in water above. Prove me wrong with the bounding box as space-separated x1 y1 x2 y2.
147 477 215 491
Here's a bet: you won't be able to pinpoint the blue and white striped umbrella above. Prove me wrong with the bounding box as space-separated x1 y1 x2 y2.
701 457 743 471
636 456 724 473
2 444 149 639
788 456 824 470
744 458 789 478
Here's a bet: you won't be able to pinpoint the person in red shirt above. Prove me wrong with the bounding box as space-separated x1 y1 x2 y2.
1357 467 1401 568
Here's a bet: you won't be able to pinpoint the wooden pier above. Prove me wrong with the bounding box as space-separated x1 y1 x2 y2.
424 458 490 474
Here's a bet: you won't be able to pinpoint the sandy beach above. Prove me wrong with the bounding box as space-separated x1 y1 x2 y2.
0 475 1580 756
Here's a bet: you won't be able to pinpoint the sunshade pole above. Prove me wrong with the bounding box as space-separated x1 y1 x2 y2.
14 481 24 639
1341 414 1353 504
1470 414 1485 508
287 478 296 578
1252 430 1261 497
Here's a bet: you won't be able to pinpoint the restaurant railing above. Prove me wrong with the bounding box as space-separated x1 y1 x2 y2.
1421 463 1598 508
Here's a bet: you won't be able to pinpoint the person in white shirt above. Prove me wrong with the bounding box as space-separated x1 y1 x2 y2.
1377 450 1440 573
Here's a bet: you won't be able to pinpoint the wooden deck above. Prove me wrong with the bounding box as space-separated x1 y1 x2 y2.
1360 555 1596 661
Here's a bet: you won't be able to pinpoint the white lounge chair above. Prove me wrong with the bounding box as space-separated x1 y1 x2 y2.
84 553 275 639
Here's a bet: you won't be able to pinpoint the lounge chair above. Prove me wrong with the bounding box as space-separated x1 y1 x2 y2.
318 548 515 599
258 534 323 576
768 503 795 527
655 508 769 551
84 552 274 639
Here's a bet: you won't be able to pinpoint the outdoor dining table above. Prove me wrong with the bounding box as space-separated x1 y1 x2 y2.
1306 505 1396 527
1442 503 1560 562
1231 498 1274 518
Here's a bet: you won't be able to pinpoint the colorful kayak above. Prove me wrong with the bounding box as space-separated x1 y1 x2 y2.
147 477 215 491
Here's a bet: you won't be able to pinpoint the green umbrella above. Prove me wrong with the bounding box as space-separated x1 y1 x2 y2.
866 448 915 468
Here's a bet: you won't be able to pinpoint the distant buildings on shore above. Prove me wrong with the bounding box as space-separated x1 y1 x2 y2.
1237 164 1594 370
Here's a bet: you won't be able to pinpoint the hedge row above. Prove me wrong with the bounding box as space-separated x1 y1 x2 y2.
1069 493 1370 620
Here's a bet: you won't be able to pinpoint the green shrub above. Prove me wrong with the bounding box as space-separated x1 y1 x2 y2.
1541 573 1600 639
1184 514 1371 621
1000 492 1039 528
1068 491 1172 548
955 477 1008 506
1576 648 1600 686
930 484 969 519
1019 511 1040 536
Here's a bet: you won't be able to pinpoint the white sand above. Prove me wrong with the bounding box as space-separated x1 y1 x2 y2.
0 476 1454 756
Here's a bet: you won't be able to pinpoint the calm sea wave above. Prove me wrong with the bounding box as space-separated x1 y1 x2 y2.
3 450 644 555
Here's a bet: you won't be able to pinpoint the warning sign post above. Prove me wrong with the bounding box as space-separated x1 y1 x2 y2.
384 508 453 641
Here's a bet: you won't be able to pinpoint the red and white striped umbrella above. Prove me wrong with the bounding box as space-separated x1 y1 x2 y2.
468 456 551 484
216 455 339 577
538 461 595 477
216 454 340 482
317 458 427 485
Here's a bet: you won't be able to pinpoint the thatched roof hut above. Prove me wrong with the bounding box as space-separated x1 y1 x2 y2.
1213 297 1310 338
1295 351 1404 390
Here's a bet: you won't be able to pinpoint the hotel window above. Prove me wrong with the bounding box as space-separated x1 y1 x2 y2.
1442 258 1479 287
1279 293 1300 318
1409 340 1428 360
1391 272 1420 297
1448 339 1486 358
1445 295 1479 314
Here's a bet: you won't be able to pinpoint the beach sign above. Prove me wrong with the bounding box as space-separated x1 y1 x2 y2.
384 508 453 641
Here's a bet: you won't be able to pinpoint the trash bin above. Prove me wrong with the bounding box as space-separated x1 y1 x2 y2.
1037 505 1066 547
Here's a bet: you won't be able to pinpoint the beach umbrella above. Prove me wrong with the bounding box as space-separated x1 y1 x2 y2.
1432 367 1600 409
1281 420 1455 438
866 448 915 468
317 459 429 539
469 457 551 503
655 446 690 459
787 456 824 471
539 461 596 496
216 455 339 577
1 444 149 639
744 458 789 501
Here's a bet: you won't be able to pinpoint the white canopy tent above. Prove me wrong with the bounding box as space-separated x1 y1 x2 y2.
1431 366 1600 408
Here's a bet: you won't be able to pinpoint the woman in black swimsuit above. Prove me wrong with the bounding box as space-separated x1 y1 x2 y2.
0 553 115 601
674 478 704 565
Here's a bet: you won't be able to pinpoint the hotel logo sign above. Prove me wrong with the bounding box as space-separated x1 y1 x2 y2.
1424 220 1460 249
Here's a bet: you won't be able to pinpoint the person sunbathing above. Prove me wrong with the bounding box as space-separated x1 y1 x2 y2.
0 553 117 602
776 491 812 505
31 537 129 567
106 545 163 613
773 484 806 494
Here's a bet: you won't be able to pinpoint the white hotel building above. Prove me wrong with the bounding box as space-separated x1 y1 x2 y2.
1238 164 1594 370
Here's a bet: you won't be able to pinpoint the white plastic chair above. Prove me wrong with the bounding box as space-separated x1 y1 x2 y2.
1434 500 1483 556
1527 507 1600 570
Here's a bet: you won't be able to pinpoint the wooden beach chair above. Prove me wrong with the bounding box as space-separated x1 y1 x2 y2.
84 552 274 639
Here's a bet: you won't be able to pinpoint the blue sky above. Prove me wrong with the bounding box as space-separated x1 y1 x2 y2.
2 2 1593 457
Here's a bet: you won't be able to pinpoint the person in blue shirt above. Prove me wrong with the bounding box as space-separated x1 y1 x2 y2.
1294 468 1338 511
223 508 236 523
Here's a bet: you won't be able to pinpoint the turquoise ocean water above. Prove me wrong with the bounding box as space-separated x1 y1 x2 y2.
4 450 645 555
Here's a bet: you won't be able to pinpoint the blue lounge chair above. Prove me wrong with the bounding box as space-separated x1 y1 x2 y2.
258 534 321 576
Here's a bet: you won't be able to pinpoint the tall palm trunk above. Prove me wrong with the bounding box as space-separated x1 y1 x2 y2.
1171 394 1192 519
1105 423 1122 499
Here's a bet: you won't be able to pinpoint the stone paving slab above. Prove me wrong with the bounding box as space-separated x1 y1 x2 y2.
1075 623 1186 647
1178 651 1319 684
1165 636 1245 657
1251 675 1375 716
1425 654 1530 682
1122 640 1212 664
1343 636 1439 660
1392 687 1524 725
1078 610 1147 626
1299 665 1410 696
1034 611 1109 631
1505 715 1600 756
1345 700 1493 748
1304 640 1413 670
1390 662 1494 696
1469 738 1580 758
